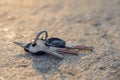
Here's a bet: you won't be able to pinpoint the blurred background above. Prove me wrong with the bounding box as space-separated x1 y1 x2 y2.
0 0 120 80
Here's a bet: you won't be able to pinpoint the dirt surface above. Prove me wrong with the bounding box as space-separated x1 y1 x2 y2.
0 0 120 80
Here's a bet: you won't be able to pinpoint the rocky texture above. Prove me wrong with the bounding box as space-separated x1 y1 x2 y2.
0 0 120 80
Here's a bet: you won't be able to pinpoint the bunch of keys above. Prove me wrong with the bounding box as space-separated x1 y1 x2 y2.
14 30 93 58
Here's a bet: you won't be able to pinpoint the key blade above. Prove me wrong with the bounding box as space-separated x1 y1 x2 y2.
66 45 94 51
73 46 94 51
14 41 27 48
56 49 79 55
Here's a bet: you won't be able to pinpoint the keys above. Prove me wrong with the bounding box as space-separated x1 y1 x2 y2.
14 30 93 58
14 30 64 58
14 40 64 58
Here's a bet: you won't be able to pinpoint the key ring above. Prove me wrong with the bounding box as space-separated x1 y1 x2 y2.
32 30 48 46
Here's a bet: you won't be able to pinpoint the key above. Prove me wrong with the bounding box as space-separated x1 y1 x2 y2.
45 37 94 51
30 40 63 58
14 40 63 58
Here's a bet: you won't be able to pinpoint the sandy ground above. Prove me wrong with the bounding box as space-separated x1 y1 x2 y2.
0 0 120 80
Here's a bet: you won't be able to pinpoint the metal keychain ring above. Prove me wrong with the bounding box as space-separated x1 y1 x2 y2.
32 30 48 46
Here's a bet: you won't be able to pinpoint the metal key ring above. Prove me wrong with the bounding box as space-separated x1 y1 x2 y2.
32 30 48 46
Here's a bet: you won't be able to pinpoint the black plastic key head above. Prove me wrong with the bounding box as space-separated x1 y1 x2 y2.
45 38 66 48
